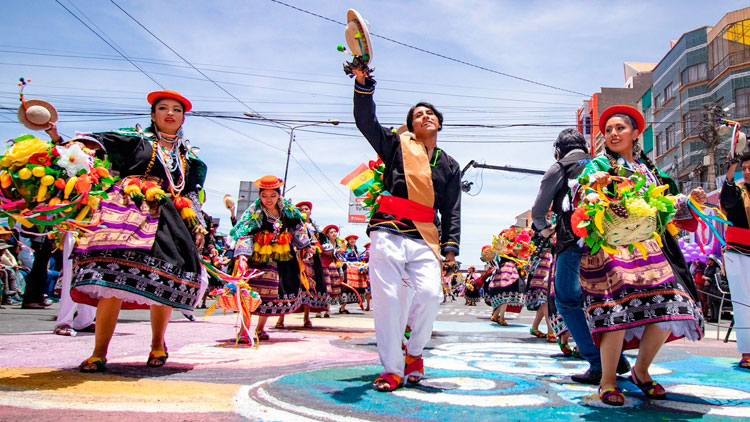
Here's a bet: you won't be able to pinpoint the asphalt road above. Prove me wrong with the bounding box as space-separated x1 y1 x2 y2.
0 299 746 421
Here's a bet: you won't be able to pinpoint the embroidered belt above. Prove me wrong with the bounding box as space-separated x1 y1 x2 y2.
377 195 435 223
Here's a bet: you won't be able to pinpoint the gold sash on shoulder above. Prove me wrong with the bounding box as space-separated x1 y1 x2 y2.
399 133 441 261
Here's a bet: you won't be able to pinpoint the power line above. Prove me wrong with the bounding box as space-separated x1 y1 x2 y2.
54 0 164 89
109 0 259 114
266 0 588 96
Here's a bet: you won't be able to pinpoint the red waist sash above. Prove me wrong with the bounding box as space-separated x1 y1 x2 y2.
377 195 435 223
726 226 750 247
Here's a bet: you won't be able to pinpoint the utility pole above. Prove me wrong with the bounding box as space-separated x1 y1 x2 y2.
699 102 724 191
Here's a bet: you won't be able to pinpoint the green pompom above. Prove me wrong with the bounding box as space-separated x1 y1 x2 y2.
337 45 345 52
362 54 370 61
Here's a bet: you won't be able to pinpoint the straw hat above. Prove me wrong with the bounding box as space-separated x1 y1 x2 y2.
345 9 373 65
224 194 236 209
17 99 58 131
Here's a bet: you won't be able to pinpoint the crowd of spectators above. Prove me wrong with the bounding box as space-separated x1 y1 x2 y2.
0 226 62 309
690 254 732 323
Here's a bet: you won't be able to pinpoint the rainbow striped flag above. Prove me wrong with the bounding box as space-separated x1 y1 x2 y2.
340 163 375 197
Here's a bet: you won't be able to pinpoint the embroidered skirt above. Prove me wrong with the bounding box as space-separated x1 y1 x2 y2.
247 259 305 316
580 239 703 349
487 261 524 313
71 185 202 310
299 256 329 312
546 261 568 337
525 251 551 311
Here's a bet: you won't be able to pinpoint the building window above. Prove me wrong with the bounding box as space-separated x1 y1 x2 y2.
656 132 663 156
583 116 591 135
709 18 750 80
665 124 675 150
681 63 708 85
735 87 750 118
682 110 702 138
654 93 662 109
664 83 674 103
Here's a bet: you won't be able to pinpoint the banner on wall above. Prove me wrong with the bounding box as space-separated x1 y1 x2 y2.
348 191 369 224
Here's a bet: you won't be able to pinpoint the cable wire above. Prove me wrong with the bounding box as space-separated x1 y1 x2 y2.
266 0 588 96
54 0 164 89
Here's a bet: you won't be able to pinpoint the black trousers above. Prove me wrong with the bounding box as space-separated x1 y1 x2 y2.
22 238 52 305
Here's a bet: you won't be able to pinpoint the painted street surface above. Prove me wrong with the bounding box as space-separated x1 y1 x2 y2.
0 301 746 421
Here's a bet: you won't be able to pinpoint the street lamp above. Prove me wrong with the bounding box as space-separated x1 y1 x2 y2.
244 112 340 195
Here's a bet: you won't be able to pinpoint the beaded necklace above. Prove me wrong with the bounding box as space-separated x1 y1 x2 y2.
605 149 665 188
144 137 187 194
262 205 284 241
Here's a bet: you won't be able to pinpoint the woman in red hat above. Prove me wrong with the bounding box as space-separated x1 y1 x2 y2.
274 201 328 328
320 225 344 316
578 105 705 405
46 90 208 372
229 175 312 340
341 234 369 311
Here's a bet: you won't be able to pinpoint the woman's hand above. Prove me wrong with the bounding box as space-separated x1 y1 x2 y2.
44 122 62 143
236 255 248 276
194 230 205 251
588 171 611 189
689 186 707 204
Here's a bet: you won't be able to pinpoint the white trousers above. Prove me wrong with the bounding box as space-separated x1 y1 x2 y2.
369 230 442 378
54 233 96 331
725 251 750 354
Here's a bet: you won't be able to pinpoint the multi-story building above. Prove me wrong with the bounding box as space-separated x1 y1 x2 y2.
651 26 711 190
577 64 654 156
650 7 750 192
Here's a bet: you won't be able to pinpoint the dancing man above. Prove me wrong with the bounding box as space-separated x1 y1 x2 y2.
351 68 461 392
720 152 750 370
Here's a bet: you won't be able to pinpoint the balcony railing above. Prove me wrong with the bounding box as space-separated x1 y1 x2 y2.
709 50 750 80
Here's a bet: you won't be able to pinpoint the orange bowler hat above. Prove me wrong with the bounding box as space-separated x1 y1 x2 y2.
254 175 285 190
147 90 192 112
598 105 645 134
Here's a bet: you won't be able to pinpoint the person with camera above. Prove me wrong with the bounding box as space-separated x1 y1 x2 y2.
530 128 631 387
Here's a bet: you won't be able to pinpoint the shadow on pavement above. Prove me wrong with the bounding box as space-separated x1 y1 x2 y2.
329 373 379 404
0 364 194 391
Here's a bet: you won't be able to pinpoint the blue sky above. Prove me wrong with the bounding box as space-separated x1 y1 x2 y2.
0 1 745 265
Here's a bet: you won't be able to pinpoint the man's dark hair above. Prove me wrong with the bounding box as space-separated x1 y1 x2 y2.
406 102 443 132
739 151 750 166
553 128 588 159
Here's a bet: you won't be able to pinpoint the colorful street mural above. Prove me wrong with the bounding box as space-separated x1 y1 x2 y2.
0 313 747 421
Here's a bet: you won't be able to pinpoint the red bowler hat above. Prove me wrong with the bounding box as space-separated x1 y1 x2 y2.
296 201 313 210
147 90 192 112
323 225 339 235
364 242 371 248
345 234 359 241
254 175 284 190
598 104 645 134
